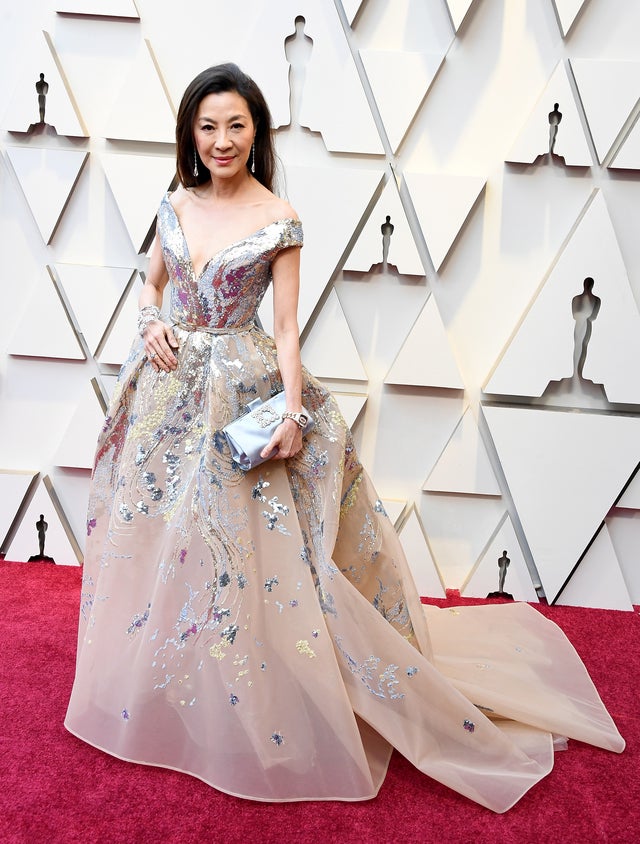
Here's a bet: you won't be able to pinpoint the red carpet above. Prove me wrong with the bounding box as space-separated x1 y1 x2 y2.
1 559 638 844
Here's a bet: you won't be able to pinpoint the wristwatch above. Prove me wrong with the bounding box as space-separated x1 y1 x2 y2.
281 411 308 429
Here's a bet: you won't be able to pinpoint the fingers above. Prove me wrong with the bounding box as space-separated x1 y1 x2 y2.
260 431 281 460
166 327 179 349
260 442 279 460
262 423 303 460
144 323 179 372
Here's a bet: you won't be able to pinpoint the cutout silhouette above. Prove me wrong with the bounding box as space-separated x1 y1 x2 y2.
541 277 608 405
37 513 47 555
284 16 313 129
27 72 57 135
548 103 562 155
29 513 54 562
36 73 49 123
487 550 514 600
381 215 394 272
572 277 601 380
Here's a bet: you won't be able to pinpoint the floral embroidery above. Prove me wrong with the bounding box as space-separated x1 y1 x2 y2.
334 636 405 701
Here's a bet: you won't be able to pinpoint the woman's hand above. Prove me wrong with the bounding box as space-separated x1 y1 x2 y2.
261 418 303 461
143 321 179 372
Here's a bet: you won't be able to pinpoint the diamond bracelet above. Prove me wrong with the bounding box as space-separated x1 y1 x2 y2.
137 305 161 337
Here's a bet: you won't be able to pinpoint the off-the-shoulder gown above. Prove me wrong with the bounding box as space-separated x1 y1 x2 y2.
65 193 624 812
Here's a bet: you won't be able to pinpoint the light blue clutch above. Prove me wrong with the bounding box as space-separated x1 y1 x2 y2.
223 392 314 471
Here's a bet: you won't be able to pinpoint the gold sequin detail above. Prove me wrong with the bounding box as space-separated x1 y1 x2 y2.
295 639 316 658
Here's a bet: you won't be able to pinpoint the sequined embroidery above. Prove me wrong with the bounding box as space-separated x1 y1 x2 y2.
295 639 316 658
334 636 405 701
70 192 451 796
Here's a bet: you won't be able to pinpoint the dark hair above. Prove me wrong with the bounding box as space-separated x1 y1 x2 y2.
176 63 276 193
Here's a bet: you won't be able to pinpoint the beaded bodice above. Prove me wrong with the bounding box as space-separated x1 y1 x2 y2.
157 193 303 331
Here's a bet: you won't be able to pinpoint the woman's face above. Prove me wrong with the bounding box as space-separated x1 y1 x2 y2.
193 90 255 181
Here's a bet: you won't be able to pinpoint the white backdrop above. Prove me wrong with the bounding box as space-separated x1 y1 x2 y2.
1 0 639 610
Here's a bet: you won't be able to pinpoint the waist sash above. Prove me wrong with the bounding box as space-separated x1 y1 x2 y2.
173 321 255 335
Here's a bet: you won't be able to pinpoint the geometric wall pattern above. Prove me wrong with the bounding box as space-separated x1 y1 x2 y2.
485 190 640 404
506 61 593 166
3 31 87 137
1 0 639 612
5 147 88 243
483 405 640 604
461 513 539 603
550 0 590 37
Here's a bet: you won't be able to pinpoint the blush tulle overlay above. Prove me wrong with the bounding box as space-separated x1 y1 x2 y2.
65 194 624 812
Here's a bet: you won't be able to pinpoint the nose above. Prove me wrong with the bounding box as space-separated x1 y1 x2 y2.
214 130 232 150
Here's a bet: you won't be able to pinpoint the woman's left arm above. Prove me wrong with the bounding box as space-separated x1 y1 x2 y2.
260 244 304 461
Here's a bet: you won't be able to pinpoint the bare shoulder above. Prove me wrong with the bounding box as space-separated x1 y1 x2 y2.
168 184 190 213
272 198 299 222
257 191 299 224
276 199 299 223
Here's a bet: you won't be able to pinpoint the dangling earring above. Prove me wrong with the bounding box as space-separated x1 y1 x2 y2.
193 145 199 179
250 142 255 174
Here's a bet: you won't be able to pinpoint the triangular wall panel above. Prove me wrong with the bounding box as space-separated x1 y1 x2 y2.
462 514 538 602
398 505 446 598
291 10 383 154
104 40 175 143
301 289 368 381
259 165 383 333
2 31 87 136
0 471 39 552
551 0 591 37
485 191 640 404
506 62 592 166
4 476 82 565
404 172 485 270
571 59 640 163
344 177 424 276
6 147 88 244
54 382 106 470
609 113 640 169
385 295 464 389
8 267 85 360
606 510 640 603
483 404 640 602
423 407 501 495
97 280 141 365
341 0 366 25
101 152 175 252
616 467 640 509
445 0 478 31
555 524 633 611
55 264 136 355
330 392 368 428
360 50 444 152
420 494 506 589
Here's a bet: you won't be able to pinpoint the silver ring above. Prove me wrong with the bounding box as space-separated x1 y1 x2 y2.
149 352 156 360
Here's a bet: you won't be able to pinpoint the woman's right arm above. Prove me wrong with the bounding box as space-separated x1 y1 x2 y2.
139 234 179 372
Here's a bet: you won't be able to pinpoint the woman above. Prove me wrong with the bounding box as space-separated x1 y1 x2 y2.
65 64 624 812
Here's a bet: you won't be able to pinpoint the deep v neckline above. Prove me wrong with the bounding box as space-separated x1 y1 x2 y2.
165 196 296 280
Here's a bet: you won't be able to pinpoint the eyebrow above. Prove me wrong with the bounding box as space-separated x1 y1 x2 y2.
196 113 248 123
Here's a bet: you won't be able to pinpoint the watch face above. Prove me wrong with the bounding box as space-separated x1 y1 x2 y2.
299 414 308 427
